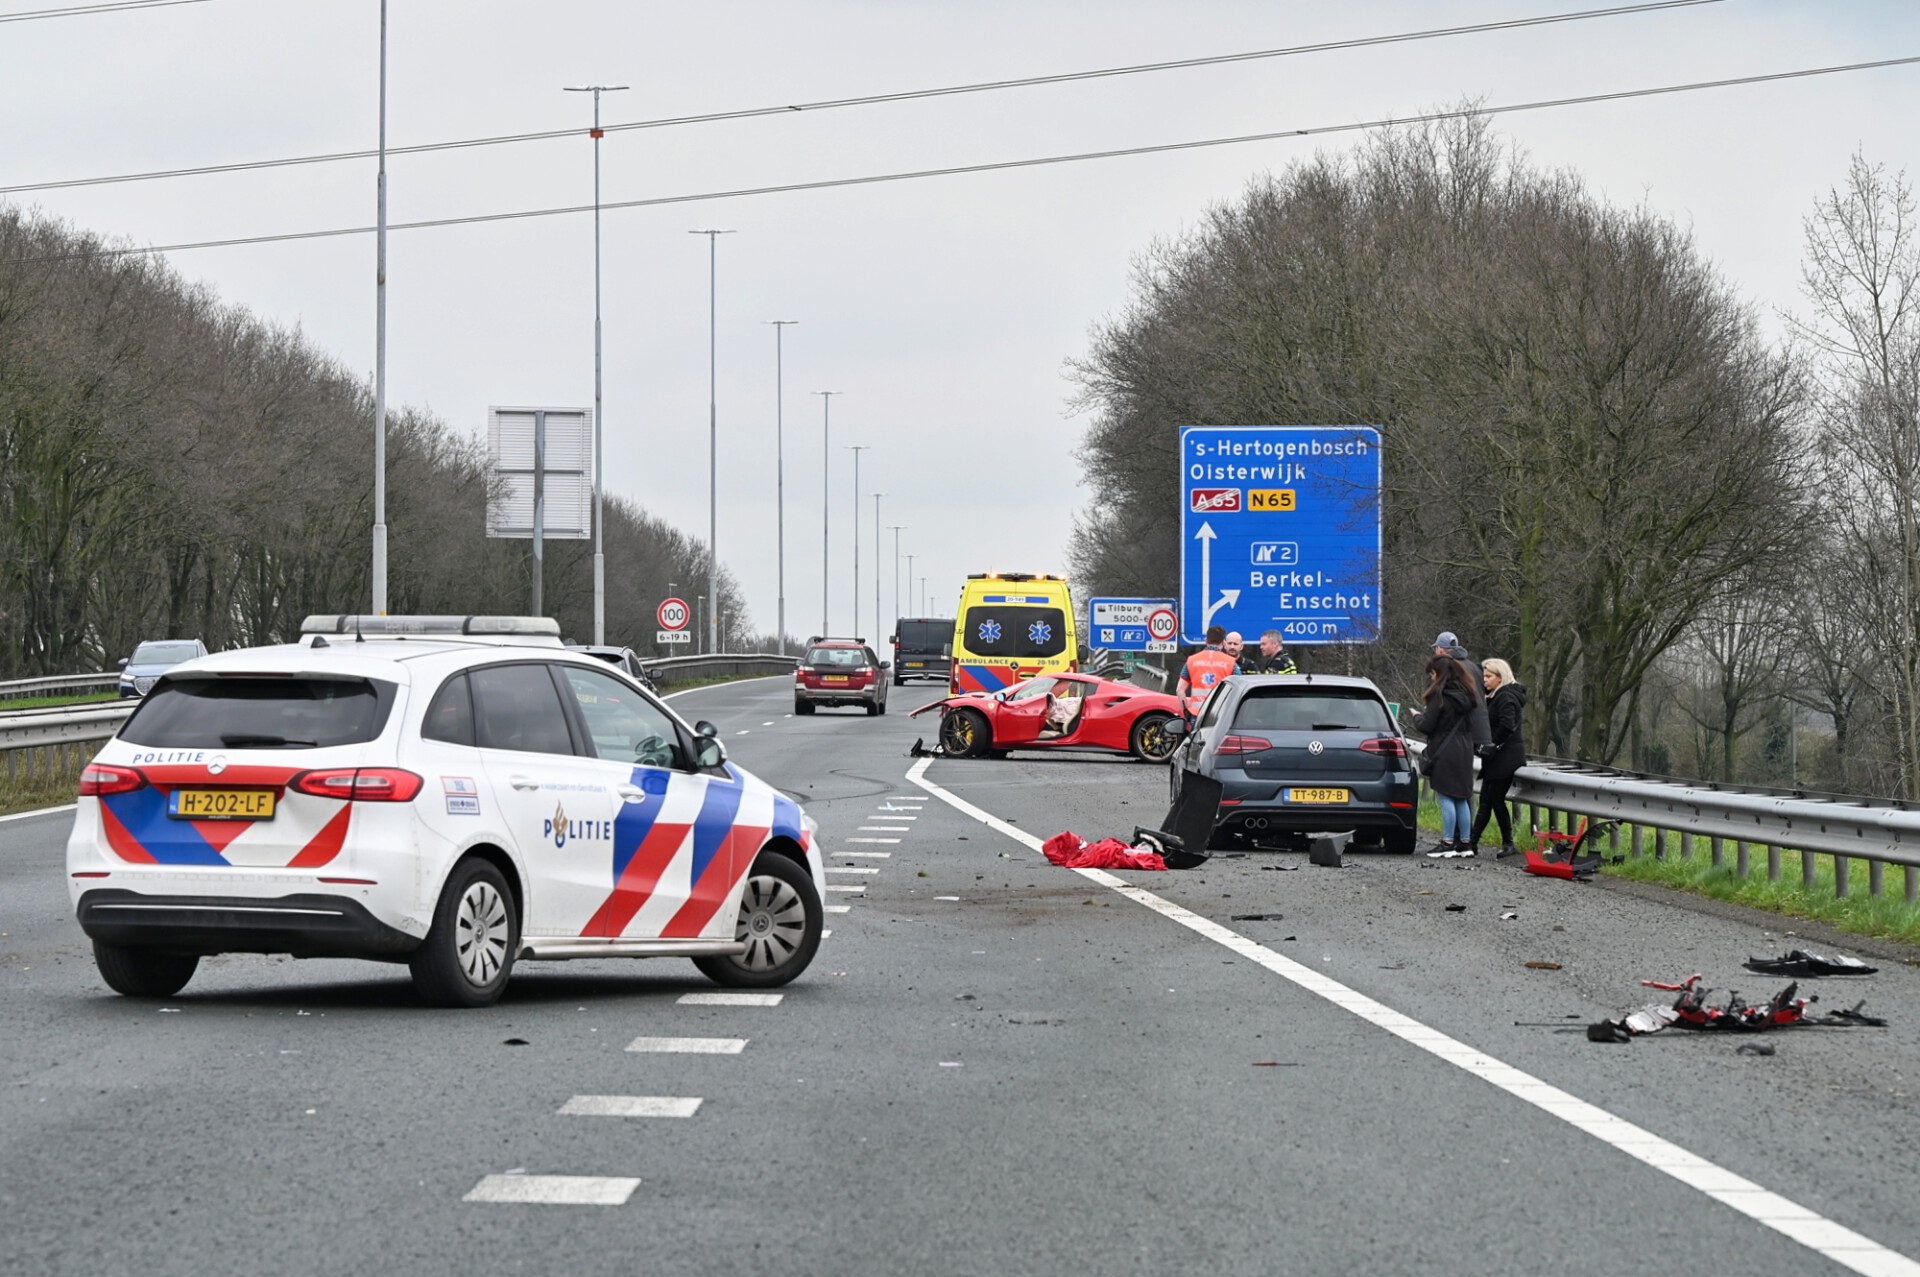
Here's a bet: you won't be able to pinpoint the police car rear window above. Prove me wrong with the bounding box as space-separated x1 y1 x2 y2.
120 677 396 748
962 606 1066 658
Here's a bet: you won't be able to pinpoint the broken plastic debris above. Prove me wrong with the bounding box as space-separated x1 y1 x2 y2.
1743 949 1878 977
1445 904 1467 913
502 1038 530 1046
1230 913 1285 922
1501 911 1519 921
1524 961 1562 970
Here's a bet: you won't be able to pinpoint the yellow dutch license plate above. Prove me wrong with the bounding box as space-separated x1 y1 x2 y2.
907 661 924 668
822 675 848 684
1285 787 1350 804
169 789 276 820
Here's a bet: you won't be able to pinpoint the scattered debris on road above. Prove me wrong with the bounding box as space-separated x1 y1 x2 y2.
1744 949 1878 977
1587 972 1889 1042
1525 961 1562 970
1041 831 1167 871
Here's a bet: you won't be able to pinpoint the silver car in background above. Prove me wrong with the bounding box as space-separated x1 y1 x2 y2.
117 639 209 698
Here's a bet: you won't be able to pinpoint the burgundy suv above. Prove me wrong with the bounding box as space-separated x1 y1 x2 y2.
794 638 890 716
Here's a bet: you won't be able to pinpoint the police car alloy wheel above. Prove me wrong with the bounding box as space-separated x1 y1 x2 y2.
693 854 821 989
410 859 518 1008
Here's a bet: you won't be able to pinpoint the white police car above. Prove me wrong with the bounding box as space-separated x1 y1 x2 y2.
66 616 824 1007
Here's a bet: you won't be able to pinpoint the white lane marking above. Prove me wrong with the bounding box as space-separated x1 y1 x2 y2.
877 804 922 812
859 825 911 832
559 1096 702 1118
625 1037 747 1054
840 851 892 858
870 814 917 820
934 895 960 901
465 1175 639 1205
761 721 775 726
0 803 75 823
848 837 900 844
822 929 832 938
827 884 867 893
678 992 782 1007
827 867 880 875
905 757 1920 1277
735 730 750 736
825 905 852 913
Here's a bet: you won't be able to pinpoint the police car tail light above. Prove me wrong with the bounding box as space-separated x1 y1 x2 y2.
78 763 147 797
290 768 423 802
1214 735 1268 756
1360 737 1408 758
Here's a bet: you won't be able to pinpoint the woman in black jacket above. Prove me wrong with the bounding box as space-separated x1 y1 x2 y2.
1414 654 1480 857
1469 657 1528 857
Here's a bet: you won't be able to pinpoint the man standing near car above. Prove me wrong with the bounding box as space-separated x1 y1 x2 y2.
1241 629 1298 675
1176 625 1237 716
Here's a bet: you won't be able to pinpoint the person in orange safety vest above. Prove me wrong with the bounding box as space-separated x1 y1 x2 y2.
1176 625 1237 716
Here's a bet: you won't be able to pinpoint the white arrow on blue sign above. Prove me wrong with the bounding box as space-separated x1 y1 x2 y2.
1179 426 1382 645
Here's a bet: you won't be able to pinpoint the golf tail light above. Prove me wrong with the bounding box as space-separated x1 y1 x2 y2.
291 768 423 802
1215 735 1267 756
1361 737 1408 758
78 764 147 797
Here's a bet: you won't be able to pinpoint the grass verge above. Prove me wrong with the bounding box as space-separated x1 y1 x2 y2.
1420 796 1920 948
0 765 83 818
0 692 118 711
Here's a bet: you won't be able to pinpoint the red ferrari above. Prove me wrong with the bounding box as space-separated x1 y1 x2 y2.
910 673 1186 762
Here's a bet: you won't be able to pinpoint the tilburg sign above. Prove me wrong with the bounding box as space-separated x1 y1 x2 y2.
1179 426 1381 646
1088 597 1178 654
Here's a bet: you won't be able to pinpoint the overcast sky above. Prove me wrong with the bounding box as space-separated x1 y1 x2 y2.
5 0 1915 643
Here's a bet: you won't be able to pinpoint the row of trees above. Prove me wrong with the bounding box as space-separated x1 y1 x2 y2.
1070 116 1920 799
0 206 746 677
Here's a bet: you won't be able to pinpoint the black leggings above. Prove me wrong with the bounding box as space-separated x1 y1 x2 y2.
1471 774 1516 845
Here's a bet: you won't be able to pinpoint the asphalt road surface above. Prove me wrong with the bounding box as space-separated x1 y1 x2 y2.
4 674 1918 1277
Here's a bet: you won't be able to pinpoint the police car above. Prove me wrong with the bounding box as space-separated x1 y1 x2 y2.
66 616 824 1007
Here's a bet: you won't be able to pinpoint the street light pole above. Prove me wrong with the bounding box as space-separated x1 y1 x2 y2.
920 576 928 616
888 525 905 634
689 228 735 656
565 82 629 642
767 320 798 655
904 553 914 615
872 492 885 644
811 391 839 637
372 0 389 614
845 445 869 637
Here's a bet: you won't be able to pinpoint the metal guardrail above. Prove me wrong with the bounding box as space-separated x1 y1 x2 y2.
642 652 798 686
0 672 118 698
0 702 133 780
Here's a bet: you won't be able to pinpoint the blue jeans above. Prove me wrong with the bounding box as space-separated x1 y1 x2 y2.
1439 795 1473 843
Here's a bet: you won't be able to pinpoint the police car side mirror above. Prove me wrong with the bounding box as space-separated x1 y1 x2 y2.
694 720 719 739
696 738 726 769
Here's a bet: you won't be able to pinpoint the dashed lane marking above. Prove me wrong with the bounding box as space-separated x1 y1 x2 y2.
840 851 892 858
825 905 852 913
859 825 911 832
465 1175 640 1205
625 1037 747 1054
559 1096 703 1118
827 867 880 875
905 757 1920 1277
848 837 900 844
827 884 867 894
869 814 917 820
678 992 783 1007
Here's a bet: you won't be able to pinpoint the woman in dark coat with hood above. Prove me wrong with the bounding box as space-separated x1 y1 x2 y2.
1469 658 1528 857
1414 653 1480 857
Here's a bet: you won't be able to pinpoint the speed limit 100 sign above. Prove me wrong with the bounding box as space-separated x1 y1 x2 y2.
657 597 690 631
1146 608 1178 642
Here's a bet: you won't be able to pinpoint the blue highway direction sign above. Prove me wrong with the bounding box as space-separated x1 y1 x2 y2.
1179 426 1382 645
1089 597 1178 653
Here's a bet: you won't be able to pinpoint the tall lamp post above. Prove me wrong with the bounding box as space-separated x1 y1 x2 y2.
689 228 735 656
904 553 915 616
371 0 390 614
845 445 869 636
872 492 885 644
565 82 629 642
766 320 798 654
811 391 840 636
920 576 928 616
888 525 906 635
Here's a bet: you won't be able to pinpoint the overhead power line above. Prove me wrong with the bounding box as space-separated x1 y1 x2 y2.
29 53 1918 264
0 0 1722 195
0 0 211 22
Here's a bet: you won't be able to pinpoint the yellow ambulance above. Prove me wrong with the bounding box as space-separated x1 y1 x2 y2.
948 573 1079 694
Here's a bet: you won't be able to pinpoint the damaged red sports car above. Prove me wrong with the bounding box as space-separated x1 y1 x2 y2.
909 674 1185 762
